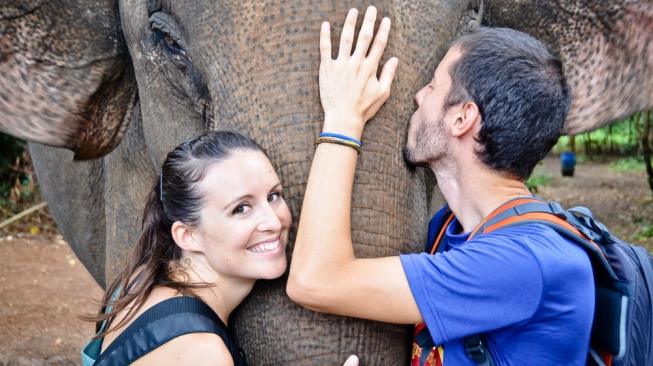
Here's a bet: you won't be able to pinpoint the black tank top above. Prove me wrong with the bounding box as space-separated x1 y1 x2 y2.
94 296 247 365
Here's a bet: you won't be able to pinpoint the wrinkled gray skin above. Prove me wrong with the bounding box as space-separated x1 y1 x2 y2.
1 0 652 364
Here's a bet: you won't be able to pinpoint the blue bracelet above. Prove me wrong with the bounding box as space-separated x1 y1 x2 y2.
319 132 363 146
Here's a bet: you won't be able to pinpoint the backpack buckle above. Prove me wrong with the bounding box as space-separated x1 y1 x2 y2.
464 336 490 363
547 202 567 218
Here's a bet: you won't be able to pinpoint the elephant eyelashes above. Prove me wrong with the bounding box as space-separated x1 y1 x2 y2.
150 11 191 68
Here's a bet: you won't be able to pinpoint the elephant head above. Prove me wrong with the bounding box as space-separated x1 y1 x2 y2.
483 0 653 135
113 1 473 363
1 0 652 364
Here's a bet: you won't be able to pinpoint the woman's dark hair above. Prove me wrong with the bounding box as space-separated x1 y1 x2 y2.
83 130 263 338
446 27 570 181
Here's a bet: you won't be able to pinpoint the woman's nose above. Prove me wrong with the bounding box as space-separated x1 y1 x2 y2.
257 204 282 232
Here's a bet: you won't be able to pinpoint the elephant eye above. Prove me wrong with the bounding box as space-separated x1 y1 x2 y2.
163 34 188 58
149 11 191 66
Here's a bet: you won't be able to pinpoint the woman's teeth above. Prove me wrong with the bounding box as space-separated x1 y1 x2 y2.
249 240 279 253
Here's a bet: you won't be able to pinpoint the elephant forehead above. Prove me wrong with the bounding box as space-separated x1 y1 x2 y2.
166 0 467 86
143 0 468 153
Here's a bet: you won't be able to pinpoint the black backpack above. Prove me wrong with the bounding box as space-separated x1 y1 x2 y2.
422 198 653 366
82 296 248 365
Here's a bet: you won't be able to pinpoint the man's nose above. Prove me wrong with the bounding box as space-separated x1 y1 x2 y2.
414 86 427 106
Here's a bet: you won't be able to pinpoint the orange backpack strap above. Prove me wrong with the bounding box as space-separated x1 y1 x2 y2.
468 198 618 282
468 197 544 238
463 198 620 366
430 213 456 255
422 198 620 366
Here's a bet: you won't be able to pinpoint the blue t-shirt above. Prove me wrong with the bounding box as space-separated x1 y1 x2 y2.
400 209 594 366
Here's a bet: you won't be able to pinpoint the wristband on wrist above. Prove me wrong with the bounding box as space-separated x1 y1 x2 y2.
319 132 363 147
315 136 362 154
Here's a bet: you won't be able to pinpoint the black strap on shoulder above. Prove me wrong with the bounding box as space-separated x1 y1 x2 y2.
464 335 496 366
95 296 246 365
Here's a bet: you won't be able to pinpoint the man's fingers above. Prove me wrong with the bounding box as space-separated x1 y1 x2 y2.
379 57 399 92
320 22 332 62
367 17 391 64
337 8 358 59
353 6 377 58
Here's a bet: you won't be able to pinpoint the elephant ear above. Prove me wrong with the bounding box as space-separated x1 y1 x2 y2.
0 0 137 159
483 1 653 134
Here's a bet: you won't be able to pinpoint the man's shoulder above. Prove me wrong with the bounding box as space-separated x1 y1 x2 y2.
472 222 572 246
472 222 593 273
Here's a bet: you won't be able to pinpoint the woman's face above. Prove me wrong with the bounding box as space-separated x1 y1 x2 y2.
193 149 292 281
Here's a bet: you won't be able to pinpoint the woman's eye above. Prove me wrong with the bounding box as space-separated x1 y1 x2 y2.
268 192 282 203
232 204 251 215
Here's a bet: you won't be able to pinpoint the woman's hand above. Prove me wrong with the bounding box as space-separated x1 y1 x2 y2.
287 6 420 327
319 6 398 140
342 355 359 366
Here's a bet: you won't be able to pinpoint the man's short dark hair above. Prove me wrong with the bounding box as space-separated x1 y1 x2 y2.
446 27 570 181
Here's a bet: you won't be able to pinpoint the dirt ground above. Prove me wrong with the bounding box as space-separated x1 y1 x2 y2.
533 156 653 251
0 156 651 365
0 235 102 366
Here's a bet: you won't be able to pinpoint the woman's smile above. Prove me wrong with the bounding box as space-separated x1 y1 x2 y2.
247 239 283 254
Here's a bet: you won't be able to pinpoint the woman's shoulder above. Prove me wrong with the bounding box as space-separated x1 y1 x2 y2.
101 289 238 365
100 286 181 352
132 332 235 366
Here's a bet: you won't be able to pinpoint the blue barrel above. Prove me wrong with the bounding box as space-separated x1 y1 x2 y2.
560 151 576 177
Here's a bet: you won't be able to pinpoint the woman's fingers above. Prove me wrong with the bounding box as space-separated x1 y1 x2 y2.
353 6 377 58
337 8 358 59
319 7 396 126
342 355 359 366
363 57 398 121
320 22 332 62
367 17 391 65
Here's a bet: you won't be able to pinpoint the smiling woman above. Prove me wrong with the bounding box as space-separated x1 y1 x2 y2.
80 130 291 365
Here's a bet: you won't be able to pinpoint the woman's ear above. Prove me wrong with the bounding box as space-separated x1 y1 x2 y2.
451 101 481 137
171 221 204 253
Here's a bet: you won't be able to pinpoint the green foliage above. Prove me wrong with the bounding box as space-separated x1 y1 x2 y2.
0 134 26 196
0 134 37 212
526 172 551 193
553 117 639 156
609 157 645 172
0 134 55 235
633 224 653 241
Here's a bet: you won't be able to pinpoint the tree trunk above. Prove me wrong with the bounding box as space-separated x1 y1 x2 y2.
629 117 636 151
584 133 593 156
641 111 653 197
569 135 576 154
604 125 612 154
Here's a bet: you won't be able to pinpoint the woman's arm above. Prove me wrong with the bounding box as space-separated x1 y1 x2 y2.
287 6 422 325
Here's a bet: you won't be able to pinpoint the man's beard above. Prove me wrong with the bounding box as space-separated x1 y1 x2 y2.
403 115 447 170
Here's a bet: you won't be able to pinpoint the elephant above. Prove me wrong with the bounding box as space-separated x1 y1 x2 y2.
1 0 652 364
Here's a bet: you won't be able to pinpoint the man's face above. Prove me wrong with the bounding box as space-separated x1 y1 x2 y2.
404 47 463 166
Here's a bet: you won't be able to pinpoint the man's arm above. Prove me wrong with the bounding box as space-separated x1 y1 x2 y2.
286 6 422 325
